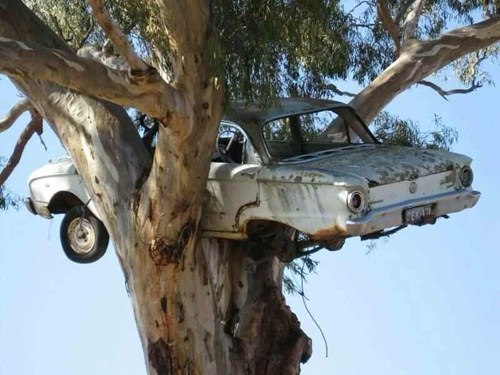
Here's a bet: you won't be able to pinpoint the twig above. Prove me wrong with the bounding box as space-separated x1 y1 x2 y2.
322 83 357 97
376 0 401 56
87 0 148 72
346 1 373 16
0 110 43 186
77 17 95 50
0 99 31 133
418 80 483 100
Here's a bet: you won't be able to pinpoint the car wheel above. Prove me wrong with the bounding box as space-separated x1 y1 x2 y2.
60 206 109 263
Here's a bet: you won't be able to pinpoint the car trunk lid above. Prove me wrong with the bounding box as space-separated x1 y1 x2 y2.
282 145 471 186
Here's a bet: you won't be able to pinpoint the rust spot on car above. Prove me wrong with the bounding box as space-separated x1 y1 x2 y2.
311 224 348 240
234 197 260 229
366 178 379 187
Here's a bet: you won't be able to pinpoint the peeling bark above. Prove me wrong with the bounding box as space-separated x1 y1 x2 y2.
0 37 179 118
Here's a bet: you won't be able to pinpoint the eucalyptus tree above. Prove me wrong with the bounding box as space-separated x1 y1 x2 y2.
0 0 498 374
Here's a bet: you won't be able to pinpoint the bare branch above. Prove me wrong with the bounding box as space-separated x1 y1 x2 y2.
0 38 182 118
0 99 31 133
418 80 483 100
87 0 149 72
322 84 356 97
376 0 402 55
77 17 95 50
395 0 416 24
402 0 427 45
0 110 42 187
346 1 373 16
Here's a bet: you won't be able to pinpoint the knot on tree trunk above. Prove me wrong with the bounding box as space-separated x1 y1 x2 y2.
148 221 196 266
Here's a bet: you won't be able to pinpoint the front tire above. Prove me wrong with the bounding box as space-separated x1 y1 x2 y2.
60 206 109 263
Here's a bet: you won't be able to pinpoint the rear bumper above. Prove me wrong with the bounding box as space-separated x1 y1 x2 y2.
346 190 480 236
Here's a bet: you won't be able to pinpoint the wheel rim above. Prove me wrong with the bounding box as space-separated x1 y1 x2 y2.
67 217 96 255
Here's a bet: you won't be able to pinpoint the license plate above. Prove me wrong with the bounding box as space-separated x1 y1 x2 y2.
404 204 433 224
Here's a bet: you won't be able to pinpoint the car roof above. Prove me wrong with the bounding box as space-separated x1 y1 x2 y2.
225 97 358 124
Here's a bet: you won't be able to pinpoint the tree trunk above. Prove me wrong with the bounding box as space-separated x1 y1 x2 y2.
0 1 311 373
127 237 311 375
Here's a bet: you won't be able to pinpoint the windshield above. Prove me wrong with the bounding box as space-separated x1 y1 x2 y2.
261 109 376 161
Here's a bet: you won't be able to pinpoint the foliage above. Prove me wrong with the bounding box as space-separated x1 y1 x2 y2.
0 158 20 210
284 256 318 296
373 112 458 150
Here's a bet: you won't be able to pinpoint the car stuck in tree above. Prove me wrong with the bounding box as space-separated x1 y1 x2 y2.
25 98 480 263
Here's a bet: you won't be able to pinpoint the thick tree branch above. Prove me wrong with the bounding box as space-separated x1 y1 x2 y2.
0 37 181 118
87 0 149 72
0 98 31 132
0 110 42 186
418 80 482 100
376 0 401 55
323 15 500 130
402 0 427 45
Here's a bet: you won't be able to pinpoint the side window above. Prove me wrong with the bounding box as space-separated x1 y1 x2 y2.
214 123 259 164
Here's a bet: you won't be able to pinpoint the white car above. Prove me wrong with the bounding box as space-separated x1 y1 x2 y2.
25 98 480 263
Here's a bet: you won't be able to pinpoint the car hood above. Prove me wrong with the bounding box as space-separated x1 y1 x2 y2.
28 157 77 182
282 145 472 186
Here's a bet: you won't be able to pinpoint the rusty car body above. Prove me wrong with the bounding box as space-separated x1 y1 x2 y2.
25 98 480 262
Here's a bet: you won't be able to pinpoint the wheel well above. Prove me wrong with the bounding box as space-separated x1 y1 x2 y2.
246 219 297 239
48 191 83 214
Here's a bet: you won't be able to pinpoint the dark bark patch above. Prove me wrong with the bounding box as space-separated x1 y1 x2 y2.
148 198 154 222
94 176 100 184
203 331 214 362
160 296 167 313
148 338 174 375
176 300 185 323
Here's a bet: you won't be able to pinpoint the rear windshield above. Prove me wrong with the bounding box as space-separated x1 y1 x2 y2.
261 109 375 161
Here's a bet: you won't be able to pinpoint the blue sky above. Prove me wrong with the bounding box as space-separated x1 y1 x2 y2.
1 61 499 374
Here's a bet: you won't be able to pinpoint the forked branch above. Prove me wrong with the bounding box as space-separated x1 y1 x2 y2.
87 0 149 72
418 80 483 100
0 108 42 186
402 0 427 44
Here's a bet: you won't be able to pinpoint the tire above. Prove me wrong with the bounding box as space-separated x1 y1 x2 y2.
60 206 109 264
